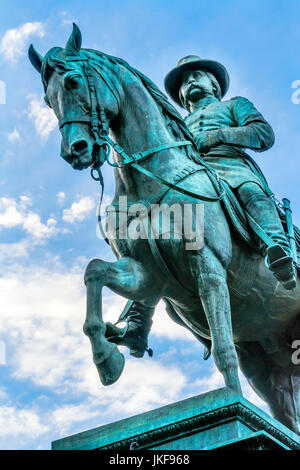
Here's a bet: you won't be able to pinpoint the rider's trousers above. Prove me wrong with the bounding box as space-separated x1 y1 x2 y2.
236 182 290 255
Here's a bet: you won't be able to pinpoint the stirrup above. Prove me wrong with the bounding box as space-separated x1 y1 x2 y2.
265 245 297 290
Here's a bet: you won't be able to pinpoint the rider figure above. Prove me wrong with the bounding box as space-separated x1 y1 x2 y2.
165 55 296 290
106 55 297 357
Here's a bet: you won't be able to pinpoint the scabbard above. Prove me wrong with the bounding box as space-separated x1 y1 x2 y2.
282 198 297 262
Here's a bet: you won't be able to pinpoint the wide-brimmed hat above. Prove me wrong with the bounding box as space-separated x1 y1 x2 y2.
164 55 230 107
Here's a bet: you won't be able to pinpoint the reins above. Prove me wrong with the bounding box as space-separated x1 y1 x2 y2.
61 55 225 244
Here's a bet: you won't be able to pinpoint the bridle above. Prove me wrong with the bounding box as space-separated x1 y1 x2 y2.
58 57 110 167
58 55 225 242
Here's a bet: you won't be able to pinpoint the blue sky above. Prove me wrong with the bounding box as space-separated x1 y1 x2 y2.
0 0 300 449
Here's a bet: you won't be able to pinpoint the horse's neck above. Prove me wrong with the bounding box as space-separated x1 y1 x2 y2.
110 73 190 203
114 79 171 154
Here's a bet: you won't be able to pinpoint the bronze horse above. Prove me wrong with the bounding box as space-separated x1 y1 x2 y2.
29 25 300 434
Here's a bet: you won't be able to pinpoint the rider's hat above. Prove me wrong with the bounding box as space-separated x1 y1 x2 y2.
164 55 230 107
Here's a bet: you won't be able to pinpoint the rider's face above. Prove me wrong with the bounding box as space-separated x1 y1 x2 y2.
180 70 215 109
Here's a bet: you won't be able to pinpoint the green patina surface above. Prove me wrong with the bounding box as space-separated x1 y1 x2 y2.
29 25 300 438
52 388 300 450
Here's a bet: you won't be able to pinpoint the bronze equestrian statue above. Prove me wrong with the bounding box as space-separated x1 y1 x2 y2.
28 24 300 434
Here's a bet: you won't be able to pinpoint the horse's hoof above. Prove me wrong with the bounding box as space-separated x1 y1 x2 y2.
95 345 125 386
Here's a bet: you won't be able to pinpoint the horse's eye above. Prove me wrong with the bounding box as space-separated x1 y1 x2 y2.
64 75 81 90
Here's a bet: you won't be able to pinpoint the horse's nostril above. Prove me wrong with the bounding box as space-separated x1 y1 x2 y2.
72 140 88 155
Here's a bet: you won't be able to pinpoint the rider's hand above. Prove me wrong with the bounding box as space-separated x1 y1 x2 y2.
194 130 221 154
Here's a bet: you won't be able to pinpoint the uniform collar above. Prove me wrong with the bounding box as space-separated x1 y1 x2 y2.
193 95 219 111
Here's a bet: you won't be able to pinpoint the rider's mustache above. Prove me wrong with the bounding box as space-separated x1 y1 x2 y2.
186 83 210 99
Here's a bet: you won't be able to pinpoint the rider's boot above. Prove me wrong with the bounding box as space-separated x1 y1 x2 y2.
265 244 297 290
105 301 155 358
238 183 297 290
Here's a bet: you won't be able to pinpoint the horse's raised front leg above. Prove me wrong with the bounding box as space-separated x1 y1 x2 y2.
84 256 159 386
196 259 242 394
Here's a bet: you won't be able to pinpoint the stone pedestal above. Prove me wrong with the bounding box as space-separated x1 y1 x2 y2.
52 387 300 450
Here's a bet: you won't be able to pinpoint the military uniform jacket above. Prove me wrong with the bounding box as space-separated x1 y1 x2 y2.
184 96 275 191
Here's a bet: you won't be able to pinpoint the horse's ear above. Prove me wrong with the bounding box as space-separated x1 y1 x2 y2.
65 23 82 55
28 44 44 73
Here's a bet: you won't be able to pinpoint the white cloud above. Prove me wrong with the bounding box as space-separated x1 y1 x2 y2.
51 404 99 435
19 195 32 209
0 266 85 388
0 406 49 440
23 213 57 239
7 128 20 143
63 196 95 223
193 367 224 391
97 360 187 415
50 358 187 435
0 240 30 263
0 341 5 365
0 22 45 63
0 197 24 228
27 94 57 141
0 263 188 397
152 301 197 341
0 261 189 444
56 192 66 205
0 196 57 239
0 388 8 403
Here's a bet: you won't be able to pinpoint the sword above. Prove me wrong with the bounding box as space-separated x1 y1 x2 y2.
282 198 297 263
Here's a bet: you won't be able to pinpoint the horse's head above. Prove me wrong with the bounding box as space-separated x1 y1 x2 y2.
28 24 119 171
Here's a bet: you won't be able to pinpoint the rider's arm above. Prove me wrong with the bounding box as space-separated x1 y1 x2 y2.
215 96 275 152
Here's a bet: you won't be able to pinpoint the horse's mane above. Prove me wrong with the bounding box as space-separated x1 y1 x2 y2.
42 47 197 157
96 51 197 152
